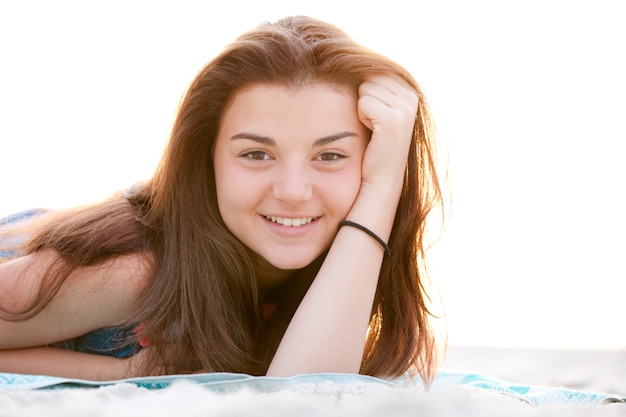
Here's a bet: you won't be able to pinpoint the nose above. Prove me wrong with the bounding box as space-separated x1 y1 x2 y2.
272 161 313 204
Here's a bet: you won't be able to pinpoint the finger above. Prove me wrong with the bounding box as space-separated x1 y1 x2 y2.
359 82 418 125
359 75 416 106
358 80 395 108
357 95 385 131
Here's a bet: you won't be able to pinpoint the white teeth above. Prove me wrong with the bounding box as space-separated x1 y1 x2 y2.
265 216 314 227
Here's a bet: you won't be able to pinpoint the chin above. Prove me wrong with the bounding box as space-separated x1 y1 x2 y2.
264 251 322 271
268 259 314 271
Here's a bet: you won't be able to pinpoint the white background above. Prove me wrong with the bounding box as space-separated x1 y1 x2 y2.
1 0 624 350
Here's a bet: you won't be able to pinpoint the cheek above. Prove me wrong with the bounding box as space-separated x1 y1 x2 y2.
215 162 246 223
216 169 247 212
322 162 363 215
215 164 269 224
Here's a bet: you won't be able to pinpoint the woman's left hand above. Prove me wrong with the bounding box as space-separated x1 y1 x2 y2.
357 74 418 199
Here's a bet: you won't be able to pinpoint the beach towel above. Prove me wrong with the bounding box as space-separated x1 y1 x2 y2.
0 370 622 404
0 370 624 417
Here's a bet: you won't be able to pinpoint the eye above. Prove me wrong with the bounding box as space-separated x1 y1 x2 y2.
240 150 271 161
315 151 347 162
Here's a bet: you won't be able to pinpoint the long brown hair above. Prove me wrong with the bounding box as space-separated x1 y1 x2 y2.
0 16 444 383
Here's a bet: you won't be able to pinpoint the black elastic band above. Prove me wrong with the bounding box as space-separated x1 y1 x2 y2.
338 220 391 256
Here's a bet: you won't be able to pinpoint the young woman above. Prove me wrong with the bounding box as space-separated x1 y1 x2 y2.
0 16 444 383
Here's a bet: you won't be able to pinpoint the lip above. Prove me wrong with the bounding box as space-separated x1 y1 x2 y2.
263 214 319 227
260 214 320 236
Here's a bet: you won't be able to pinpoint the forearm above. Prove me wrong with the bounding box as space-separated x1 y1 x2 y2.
0 346 133 381
267 184 398 376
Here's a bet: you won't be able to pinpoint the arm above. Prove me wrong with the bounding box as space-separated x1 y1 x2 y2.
267 75 417 376
0 250 149 378
0 346 139 380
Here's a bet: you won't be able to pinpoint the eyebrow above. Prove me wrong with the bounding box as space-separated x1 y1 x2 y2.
230 131 358 147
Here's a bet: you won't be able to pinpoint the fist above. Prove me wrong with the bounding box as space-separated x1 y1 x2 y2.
357 75 418 189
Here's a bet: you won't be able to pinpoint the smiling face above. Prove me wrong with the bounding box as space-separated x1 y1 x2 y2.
213 82 369 284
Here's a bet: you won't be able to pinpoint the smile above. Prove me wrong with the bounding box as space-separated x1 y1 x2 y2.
264 216 317 227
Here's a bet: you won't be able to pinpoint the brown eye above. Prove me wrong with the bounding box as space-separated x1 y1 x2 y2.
242 150 270 161
316 152 346 161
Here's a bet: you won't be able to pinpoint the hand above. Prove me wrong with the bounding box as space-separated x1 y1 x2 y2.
357 75 418 196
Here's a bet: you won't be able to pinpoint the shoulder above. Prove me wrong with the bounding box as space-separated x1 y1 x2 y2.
0 250 57 312
0 250 154 348
67 251 154 310
1 250 152 323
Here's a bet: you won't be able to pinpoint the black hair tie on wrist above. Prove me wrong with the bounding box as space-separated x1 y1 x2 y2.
338 220 391 256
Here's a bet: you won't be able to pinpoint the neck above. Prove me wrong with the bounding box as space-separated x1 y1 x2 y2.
251 254 294 290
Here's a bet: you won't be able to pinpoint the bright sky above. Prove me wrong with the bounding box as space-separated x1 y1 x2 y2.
1 0 624 350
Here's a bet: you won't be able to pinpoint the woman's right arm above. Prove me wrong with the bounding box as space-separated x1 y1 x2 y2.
0 250 149 378
0 346 145 380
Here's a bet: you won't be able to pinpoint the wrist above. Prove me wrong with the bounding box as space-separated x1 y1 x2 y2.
344 182 402 244
338 220 391 256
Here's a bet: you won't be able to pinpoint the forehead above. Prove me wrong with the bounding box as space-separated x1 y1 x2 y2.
218 82 361 133
228 81 356 106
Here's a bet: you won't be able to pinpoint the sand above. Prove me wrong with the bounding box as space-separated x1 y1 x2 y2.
442 345 626 395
